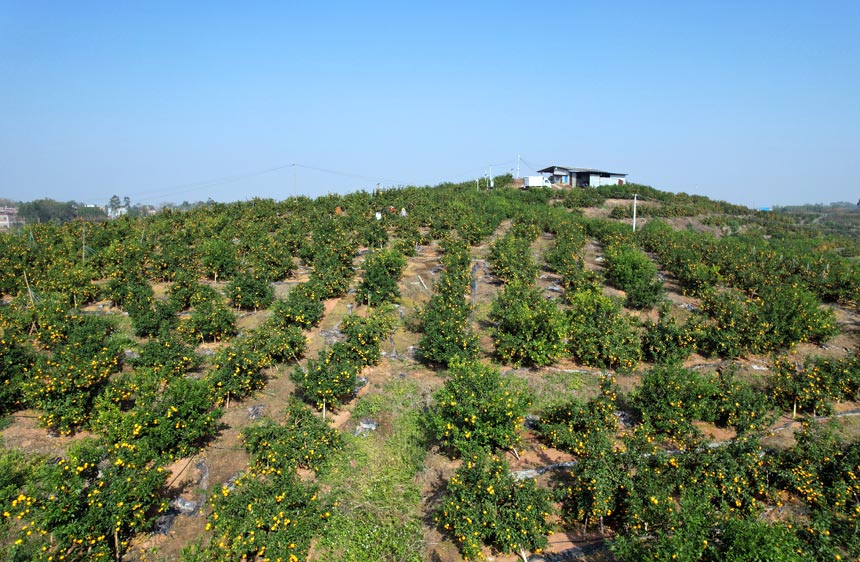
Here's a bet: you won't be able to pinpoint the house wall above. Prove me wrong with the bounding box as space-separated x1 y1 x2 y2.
589 175 626 187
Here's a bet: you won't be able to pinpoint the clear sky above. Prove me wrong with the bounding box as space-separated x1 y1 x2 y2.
1 1 858 209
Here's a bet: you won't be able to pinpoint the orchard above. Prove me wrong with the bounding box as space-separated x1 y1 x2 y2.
0 178 858 561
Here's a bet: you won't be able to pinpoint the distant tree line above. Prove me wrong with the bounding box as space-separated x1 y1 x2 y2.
8 196 219 226
773 201 860 213
17 199 106 224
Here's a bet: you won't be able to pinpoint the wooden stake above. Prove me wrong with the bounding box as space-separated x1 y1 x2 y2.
23 270 35 307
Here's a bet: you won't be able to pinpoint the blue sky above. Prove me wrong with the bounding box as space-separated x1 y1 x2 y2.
1 1 858 208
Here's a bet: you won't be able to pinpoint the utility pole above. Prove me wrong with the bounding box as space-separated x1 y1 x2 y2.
516 155 520 179
632 194 638 232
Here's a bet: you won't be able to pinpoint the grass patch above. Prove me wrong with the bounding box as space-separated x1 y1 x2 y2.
315 378 426 562
527 370 588 412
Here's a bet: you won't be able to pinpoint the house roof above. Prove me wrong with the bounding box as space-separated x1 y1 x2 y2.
537 165 627 176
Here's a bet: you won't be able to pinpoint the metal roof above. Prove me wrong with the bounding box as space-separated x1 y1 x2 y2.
537 165 627 176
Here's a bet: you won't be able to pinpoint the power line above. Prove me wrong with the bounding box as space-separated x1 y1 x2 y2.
96 157 524 206
128 162 411 205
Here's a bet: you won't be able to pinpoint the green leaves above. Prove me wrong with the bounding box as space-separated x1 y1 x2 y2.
418 237 479 367
4 439 168 561
602 241 664 310
356 249 407 306
490 280 565 368
292 308 395 413
199 238 238 282
225 271 274 311
488 233 537 283
435 453 553 561
201 469 326 562
270 281 325 329
428 360 531 457
566 290 641 371
242 398 343 475
94 375 221 463
701 285 837 358
209 340 267 404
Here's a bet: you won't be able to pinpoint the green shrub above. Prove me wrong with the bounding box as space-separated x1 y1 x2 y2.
200 470 327 562
133 334 201 380
489 280 565 367
488 233 537 283
226 271 274 311
340 306 397 367
701 285 837 357
418 295 479 367
770 354 858 417
418 238 479 367
93 376 221 462
242 398 343 474
167 270 204 310
310 244 355 299
182 298 236 343
566 291 641 371
641 307 698 364
4 438 168 561
23 344 120 435
0 332 34 416
435 453 553 561
773 422 860 559
199 238 238 282
270 281 326 329
129 299 179 338
631 364 719 443
291 342 359 414
428 360 531 457
209 341 267 404
356 249 407 306
247 324 307 365
538 375 618 458
603 242 664 310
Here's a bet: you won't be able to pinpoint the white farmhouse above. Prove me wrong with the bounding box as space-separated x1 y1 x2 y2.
537 165 627 188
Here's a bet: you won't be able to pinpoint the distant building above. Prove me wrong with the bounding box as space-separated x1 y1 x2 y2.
104 206 128 219
537 166 627 187
0 206 24 229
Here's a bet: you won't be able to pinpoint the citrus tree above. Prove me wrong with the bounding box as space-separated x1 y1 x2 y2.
194 470 328 562
356 248 407 306
566 290 641 371
489 280 565 367
226 271 274 311
418 237 479 367
428 360 531 457
435 453 553 562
